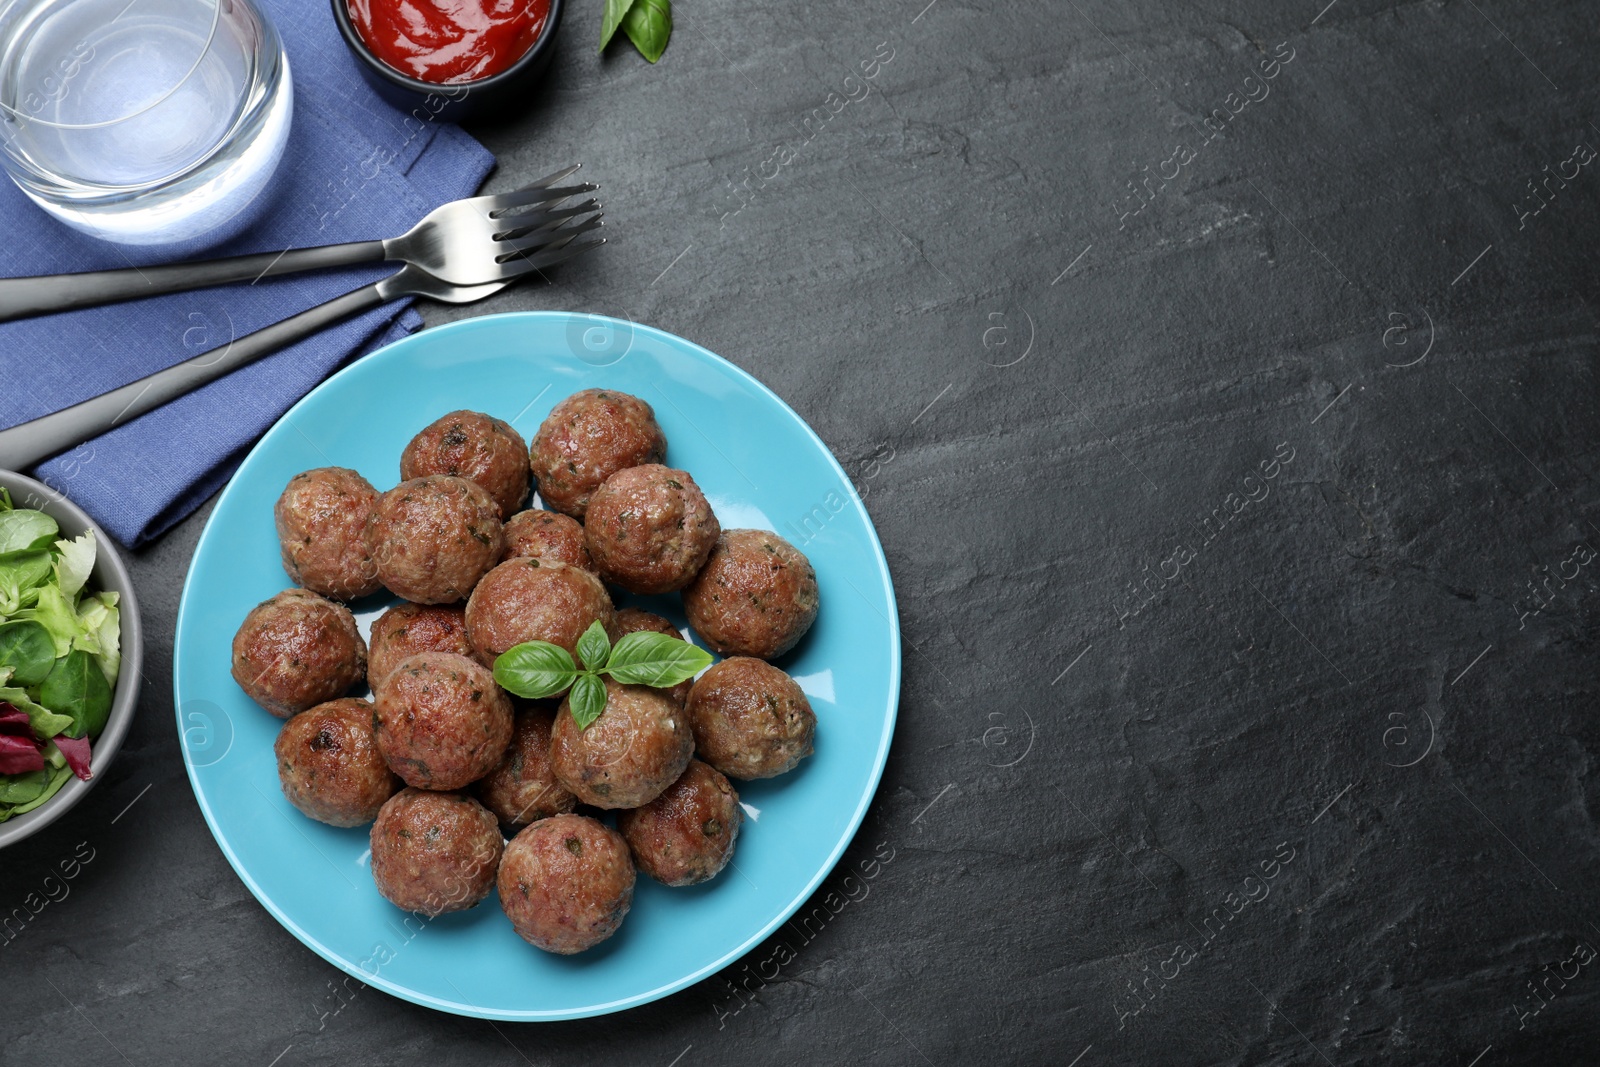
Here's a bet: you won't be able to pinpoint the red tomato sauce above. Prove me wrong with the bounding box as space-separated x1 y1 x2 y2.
348 0 551 84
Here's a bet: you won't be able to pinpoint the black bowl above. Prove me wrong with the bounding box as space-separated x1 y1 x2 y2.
330 0 563 122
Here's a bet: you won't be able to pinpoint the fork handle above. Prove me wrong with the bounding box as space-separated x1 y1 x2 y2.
0 279 391 471
0 240 388 322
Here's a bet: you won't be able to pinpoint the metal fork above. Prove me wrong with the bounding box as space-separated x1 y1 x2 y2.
0 215 604 470
0 165 600 322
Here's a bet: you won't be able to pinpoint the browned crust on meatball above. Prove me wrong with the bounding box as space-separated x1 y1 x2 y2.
584 465 720 594
611 608 692 707
275 698 399 827
617 760 742 886
529 389 667 519
275 467 382 600
682 529 819 660
686 657 816 780
464 558 615 668
231 589 367 718
367 602 472 688
497 814 634 954
370 788 504 916
548 677 693 808
501 510 596 573
374 652 514 790
400 410 530 521
363 475 504 605
475 706 578 830
612 608 681 639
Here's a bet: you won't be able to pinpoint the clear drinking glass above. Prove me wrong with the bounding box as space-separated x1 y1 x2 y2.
0 0 293 245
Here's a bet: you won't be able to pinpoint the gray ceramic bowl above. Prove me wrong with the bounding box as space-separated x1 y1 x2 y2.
0 471 143 849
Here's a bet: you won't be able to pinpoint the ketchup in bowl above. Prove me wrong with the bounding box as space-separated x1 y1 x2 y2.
347 0 552 84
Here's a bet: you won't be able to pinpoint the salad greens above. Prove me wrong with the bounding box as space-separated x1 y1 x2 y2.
0 488 120 823
493 620 710 729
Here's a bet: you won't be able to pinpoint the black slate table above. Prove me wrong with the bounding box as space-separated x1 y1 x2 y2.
5 1 1599 1064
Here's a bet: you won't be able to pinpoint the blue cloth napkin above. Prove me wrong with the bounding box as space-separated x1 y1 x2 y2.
0 0 495 547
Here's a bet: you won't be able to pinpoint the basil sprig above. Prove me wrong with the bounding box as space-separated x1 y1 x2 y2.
494 620 710 730
599 0 672 64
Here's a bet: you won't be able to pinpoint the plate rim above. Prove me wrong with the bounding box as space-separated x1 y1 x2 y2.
173 311 902 1021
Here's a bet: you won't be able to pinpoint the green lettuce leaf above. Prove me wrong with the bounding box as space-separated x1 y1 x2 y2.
19 584 80 658
0 769 49 805
53 530 95 599
0 685 75 740
0 509 57 553
10 763 71 814
0 548 53 615
72 592 120 684
41 650 111 738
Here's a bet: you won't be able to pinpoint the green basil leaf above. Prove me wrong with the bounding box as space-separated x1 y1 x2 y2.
40 649 112 739
576 619 611 672
0 620 57 687
568 673 607 730
0 509 58 553
599 0 635 52
603 631 712 687
621 0 671 62
493 641 579 699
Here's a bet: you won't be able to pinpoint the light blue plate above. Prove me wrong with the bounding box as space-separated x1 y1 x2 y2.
173 313 900 1020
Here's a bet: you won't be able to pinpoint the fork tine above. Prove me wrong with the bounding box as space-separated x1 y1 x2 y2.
519 163 581 189
500 218 588 257
496 215 604 261
494 200 600 239
486 183 598 217
498 237 607 279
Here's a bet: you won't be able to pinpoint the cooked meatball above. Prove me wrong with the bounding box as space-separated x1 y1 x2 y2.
498 814 634 954
275 698 399 827
682 529 819 659
400 410 530 520
363 475 504 605
231 589 367 718
464 558 614 668
612 608 693 707
367 602 473 688
374 652 514 790
584 465 719 594
475 706 578 830
274 467 382 600
617 760 742 887
370 788 504 916
529 389 667 519
549 677 693 808
501 509 596 572
686 657 815 780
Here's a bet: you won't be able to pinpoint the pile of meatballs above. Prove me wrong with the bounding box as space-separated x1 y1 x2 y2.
229 389 821 955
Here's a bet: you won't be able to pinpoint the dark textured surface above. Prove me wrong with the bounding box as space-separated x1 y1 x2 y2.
4 1 1600 1064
